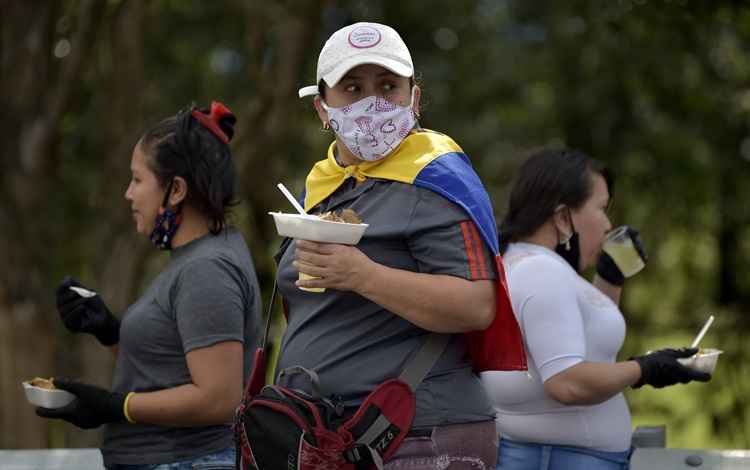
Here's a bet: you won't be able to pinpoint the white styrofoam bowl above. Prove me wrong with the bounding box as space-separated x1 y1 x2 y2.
677 348 723 374
22 381 76 408
269 212 368 245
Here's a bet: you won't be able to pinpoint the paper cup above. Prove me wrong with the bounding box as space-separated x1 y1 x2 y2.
298 272 325 293
22 381 75 408
677 348 723 374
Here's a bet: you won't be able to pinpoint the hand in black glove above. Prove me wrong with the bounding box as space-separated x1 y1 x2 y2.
55 276 120 345
35 378 130 429
596 226 648 286
631 347 711 389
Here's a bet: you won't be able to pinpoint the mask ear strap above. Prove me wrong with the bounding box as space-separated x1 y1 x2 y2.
566 207 577 233
160 179 174 210
554 205 574 249
409 86 421 120
159 178 185 215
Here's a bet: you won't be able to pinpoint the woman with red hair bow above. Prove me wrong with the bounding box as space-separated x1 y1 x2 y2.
37 102 262 470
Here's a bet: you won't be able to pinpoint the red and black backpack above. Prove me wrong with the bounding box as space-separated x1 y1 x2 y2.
233 284 449 470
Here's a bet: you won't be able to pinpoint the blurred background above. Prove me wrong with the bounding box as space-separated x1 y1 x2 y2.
1 0 748 451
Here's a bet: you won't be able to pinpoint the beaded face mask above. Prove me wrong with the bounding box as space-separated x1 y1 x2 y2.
149 180 182 250
322 88 416 162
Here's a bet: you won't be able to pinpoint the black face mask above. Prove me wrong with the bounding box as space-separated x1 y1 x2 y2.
555 230 582 272
149 180 182 251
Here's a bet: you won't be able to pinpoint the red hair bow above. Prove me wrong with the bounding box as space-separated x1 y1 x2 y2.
191 101 234 144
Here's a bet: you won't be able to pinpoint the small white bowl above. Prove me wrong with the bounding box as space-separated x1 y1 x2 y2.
677 348 723 374
269 212 368 245
22 381 76 408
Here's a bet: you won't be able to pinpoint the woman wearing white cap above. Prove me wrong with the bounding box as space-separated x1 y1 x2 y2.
273 22 527 468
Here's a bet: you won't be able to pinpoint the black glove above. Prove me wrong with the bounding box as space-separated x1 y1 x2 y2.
596 226 648 286
55 276 120 345
35 377 128 429
631 347 711 389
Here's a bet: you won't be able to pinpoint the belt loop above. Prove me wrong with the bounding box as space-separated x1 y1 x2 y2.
406 427 434 438
540 445 552 470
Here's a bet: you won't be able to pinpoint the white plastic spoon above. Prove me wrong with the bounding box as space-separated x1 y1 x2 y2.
690 315 715 349
276 183 309 216
69 286 96 298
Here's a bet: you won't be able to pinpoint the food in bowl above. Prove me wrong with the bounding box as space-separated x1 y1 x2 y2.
22 377 76 408
28 377 56 389
319 208 363 224
677 348 723 374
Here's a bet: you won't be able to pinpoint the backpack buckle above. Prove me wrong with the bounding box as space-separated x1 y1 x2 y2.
344 444 370 464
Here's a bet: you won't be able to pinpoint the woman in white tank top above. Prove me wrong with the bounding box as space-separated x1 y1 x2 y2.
481 149 711 470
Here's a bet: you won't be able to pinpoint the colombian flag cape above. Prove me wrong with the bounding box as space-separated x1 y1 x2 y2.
304 130 527 371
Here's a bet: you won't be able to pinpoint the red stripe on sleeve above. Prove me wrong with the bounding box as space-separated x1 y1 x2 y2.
460 221 479 279
468 222 489 278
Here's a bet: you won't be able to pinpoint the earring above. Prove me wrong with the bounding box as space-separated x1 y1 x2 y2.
558 231 572 251
323 121 330 131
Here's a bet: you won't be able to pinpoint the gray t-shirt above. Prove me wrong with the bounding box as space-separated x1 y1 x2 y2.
102 228 262 466
276 178 497 429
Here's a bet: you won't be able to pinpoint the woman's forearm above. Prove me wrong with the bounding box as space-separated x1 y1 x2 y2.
126 342 243 426
127 382 240 426
356 262 496 333
593 274 622 305
543 360 641 406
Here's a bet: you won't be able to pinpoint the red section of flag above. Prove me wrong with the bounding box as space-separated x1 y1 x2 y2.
460 221 479 279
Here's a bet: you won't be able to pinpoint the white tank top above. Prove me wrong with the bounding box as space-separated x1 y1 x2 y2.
481 242 632 452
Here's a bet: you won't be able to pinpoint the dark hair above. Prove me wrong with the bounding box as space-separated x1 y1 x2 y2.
499 148 614 254
139 105 238 234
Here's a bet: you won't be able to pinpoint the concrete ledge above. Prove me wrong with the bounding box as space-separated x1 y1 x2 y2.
2 447 750 469
0 449 103 470
632 448 750 469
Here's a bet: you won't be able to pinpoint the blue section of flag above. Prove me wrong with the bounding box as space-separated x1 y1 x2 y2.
414 152 500 256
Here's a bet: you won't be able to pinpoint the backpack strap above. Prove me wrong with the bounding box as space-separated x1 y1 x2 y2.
260 281 278 350
246 235 292 398
243 280 278 398
352 333 450 462
236 281 280 470
277 365 323 399
397 334 451 392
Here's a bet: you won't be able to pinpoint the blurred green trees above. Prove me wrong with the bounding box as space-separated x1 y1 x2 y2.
1 0 747 449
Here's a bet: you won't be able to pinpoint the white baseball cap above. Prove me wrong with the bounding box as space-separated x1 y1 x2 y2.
298 22 414 98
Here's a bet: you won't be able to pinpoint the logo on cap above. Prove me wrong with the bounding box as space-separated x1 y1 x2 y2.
348 26 382 49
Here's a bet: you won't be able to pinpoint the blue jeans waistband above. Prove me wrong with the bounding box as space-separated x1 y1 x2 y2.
498 438 633 470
